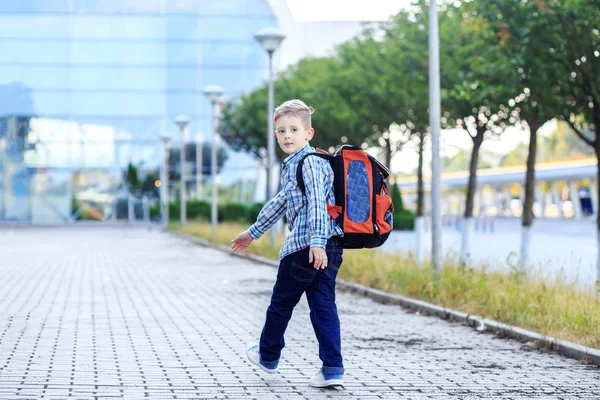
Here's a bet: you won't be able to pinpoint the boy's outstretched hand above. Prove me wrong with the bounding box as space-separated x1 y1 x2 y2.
309 247 328 269
231 231 253 253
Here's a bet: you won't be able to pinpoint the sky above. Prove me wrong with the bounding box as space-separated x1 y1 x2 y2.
285 0 412 22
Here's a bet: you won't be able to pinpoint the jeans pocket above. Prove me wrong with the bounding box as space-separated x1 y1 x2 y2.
324 250 343 280
290 261 317 283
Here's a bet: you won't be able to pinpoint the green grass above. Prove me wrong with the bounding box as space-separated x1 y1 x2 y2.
173 221 600 350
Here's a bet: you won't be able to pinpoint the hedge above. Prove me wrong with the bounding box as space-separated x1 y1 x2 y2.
162 200 414 231
393 209 415 231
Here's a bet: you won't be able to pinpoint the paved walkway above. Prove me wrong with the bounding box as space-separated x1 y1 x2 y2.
0 226 598 400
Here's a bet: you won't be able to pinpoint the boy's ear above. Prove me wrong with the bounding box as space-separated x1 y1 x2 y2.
306 128 315 141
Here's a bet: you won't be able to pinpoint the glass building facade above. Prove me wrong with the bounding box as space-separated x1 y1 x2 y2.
0 0 277 222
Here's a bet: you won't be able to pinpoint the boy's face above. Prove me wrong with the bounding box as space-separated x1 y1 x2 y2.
275 114 314 155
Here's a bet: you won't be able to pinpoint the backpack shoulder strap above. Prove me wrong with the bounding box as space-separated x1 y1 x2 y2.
296 152 334 196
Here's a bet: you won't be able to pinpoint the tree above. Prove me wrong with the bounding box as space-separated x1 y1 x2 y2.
391 180 405 211
441 1 516 264
219 57 366 160
477 0 566 271
125 162 141 193
547 0 600 297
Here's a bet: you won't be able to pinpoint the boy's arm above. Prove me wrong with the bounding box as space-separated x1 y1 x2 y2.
247 189 287 240
301 157 330 249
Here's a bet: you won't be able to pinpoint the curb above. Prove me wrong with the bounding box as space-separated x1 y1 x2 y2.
168 229 600 367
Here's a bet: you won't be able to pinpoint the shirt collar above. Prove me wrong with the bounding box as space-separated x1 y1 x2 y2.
282 143 313 169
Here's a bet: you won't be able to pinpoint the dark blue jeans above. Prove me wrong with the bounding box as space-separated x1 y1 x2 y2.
259 236 344 377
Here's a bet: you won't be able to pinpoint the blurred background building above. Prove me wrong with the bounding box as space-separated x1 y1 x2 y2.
0 0 369 223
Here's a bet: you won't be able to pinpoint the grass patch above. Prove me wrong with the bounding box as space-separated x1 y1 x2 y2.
174 221 600 350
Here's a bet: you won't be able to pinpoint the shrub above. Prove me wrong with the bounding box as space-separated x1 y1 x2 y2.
247 202 264 224
391 183 404 211
393 209 415 230
168 202 180 220
187 200 211 220
220 203 249 223
149 204 161 219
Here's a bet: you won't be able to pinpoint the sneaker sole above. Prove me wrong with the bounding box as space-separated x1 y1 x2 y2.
246 350 278 374
309 379 344 388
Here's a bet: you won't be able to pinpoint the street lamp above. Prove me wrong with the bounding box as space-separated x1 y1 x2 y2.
255 26 286 247
174 114 189 226
160 135 171 227
203 85 224 233
196 133 203 200
428 0 442 271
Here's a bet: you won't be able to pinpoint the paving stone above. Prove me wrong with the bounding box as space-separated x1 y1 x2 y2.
0 226 598 400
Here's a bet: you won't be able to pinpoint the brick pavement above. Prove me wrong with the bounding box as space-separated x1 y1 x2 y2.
0 226 598 400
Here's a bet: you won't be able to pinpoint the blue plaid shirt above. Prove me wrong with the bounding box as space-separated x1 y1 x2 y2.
248 144 343 260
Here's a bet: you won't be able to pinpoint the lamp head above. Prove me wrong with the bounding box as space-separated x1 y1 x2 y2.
203 85 224 103
254 27 286 53
174 114 189 130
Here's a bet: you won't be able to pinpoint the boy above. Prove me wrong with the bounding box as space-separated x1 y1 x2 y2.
230 99 345 388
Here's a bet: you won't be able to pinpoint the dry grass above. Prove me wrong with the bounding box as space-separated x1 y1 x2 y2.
174 221 600 350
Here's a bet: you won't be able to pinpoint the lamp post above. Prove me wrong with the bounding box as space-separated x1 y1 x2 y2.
160 135 170 227
174 114 189 226
195 133 203 200
428 0 442 271
203 85 224 233
254 26 286 247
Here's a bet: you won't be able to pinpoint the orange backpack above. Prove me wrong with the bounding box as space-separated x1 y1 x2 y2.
297 145 394 249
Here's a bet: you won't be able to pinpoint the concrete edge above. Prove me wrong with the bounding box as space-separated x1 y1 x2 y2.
168 229 600 367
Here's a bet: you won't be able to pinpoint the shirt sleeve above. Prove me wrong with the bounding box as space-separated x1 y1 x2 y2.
247 189 287 240
301 156 330 249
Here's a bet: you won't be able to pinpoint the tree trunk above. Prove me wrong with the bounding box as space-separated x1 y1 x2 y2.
384 137 392 168
460 126 485 264
415 131 425 264
520 119 541 272
416 132 425 217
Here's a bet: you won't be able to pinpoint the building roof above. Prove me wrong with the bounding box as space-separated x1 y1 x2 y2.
395 158 597 190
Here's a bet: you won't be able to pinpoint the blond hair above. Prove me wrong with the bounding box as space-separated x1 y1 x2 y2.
273 99 314 129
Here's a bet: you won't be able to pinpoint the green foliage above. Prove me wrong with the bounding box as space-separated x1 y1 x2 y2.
149 204 161 219
441 149 496 172
125 162 141 191
168 202 180 220
247 202 264 224
390 183 404 211
220 203 249 223
393 209 415 231
500 120 595 167
187 200 211 220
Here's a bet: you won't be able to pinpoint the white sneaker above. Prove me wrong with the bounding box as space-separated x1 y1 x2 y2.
246 343 278 374
308 369 344 388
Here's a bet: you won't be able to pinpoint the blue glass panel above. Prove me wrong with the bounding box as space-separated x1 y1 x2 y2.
0 0 70 13
165 93 198 117
70 16 166 39
30 170 71 223
346 161 370 223
73 0 125 13
69 41 166 65
0 16 70 38
0 66 70 89
249 0 275 15
199 41 254 65
0 40 71 64
166 42 200 65
0 82 36 115
196 17 249 40
71 67 166 90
